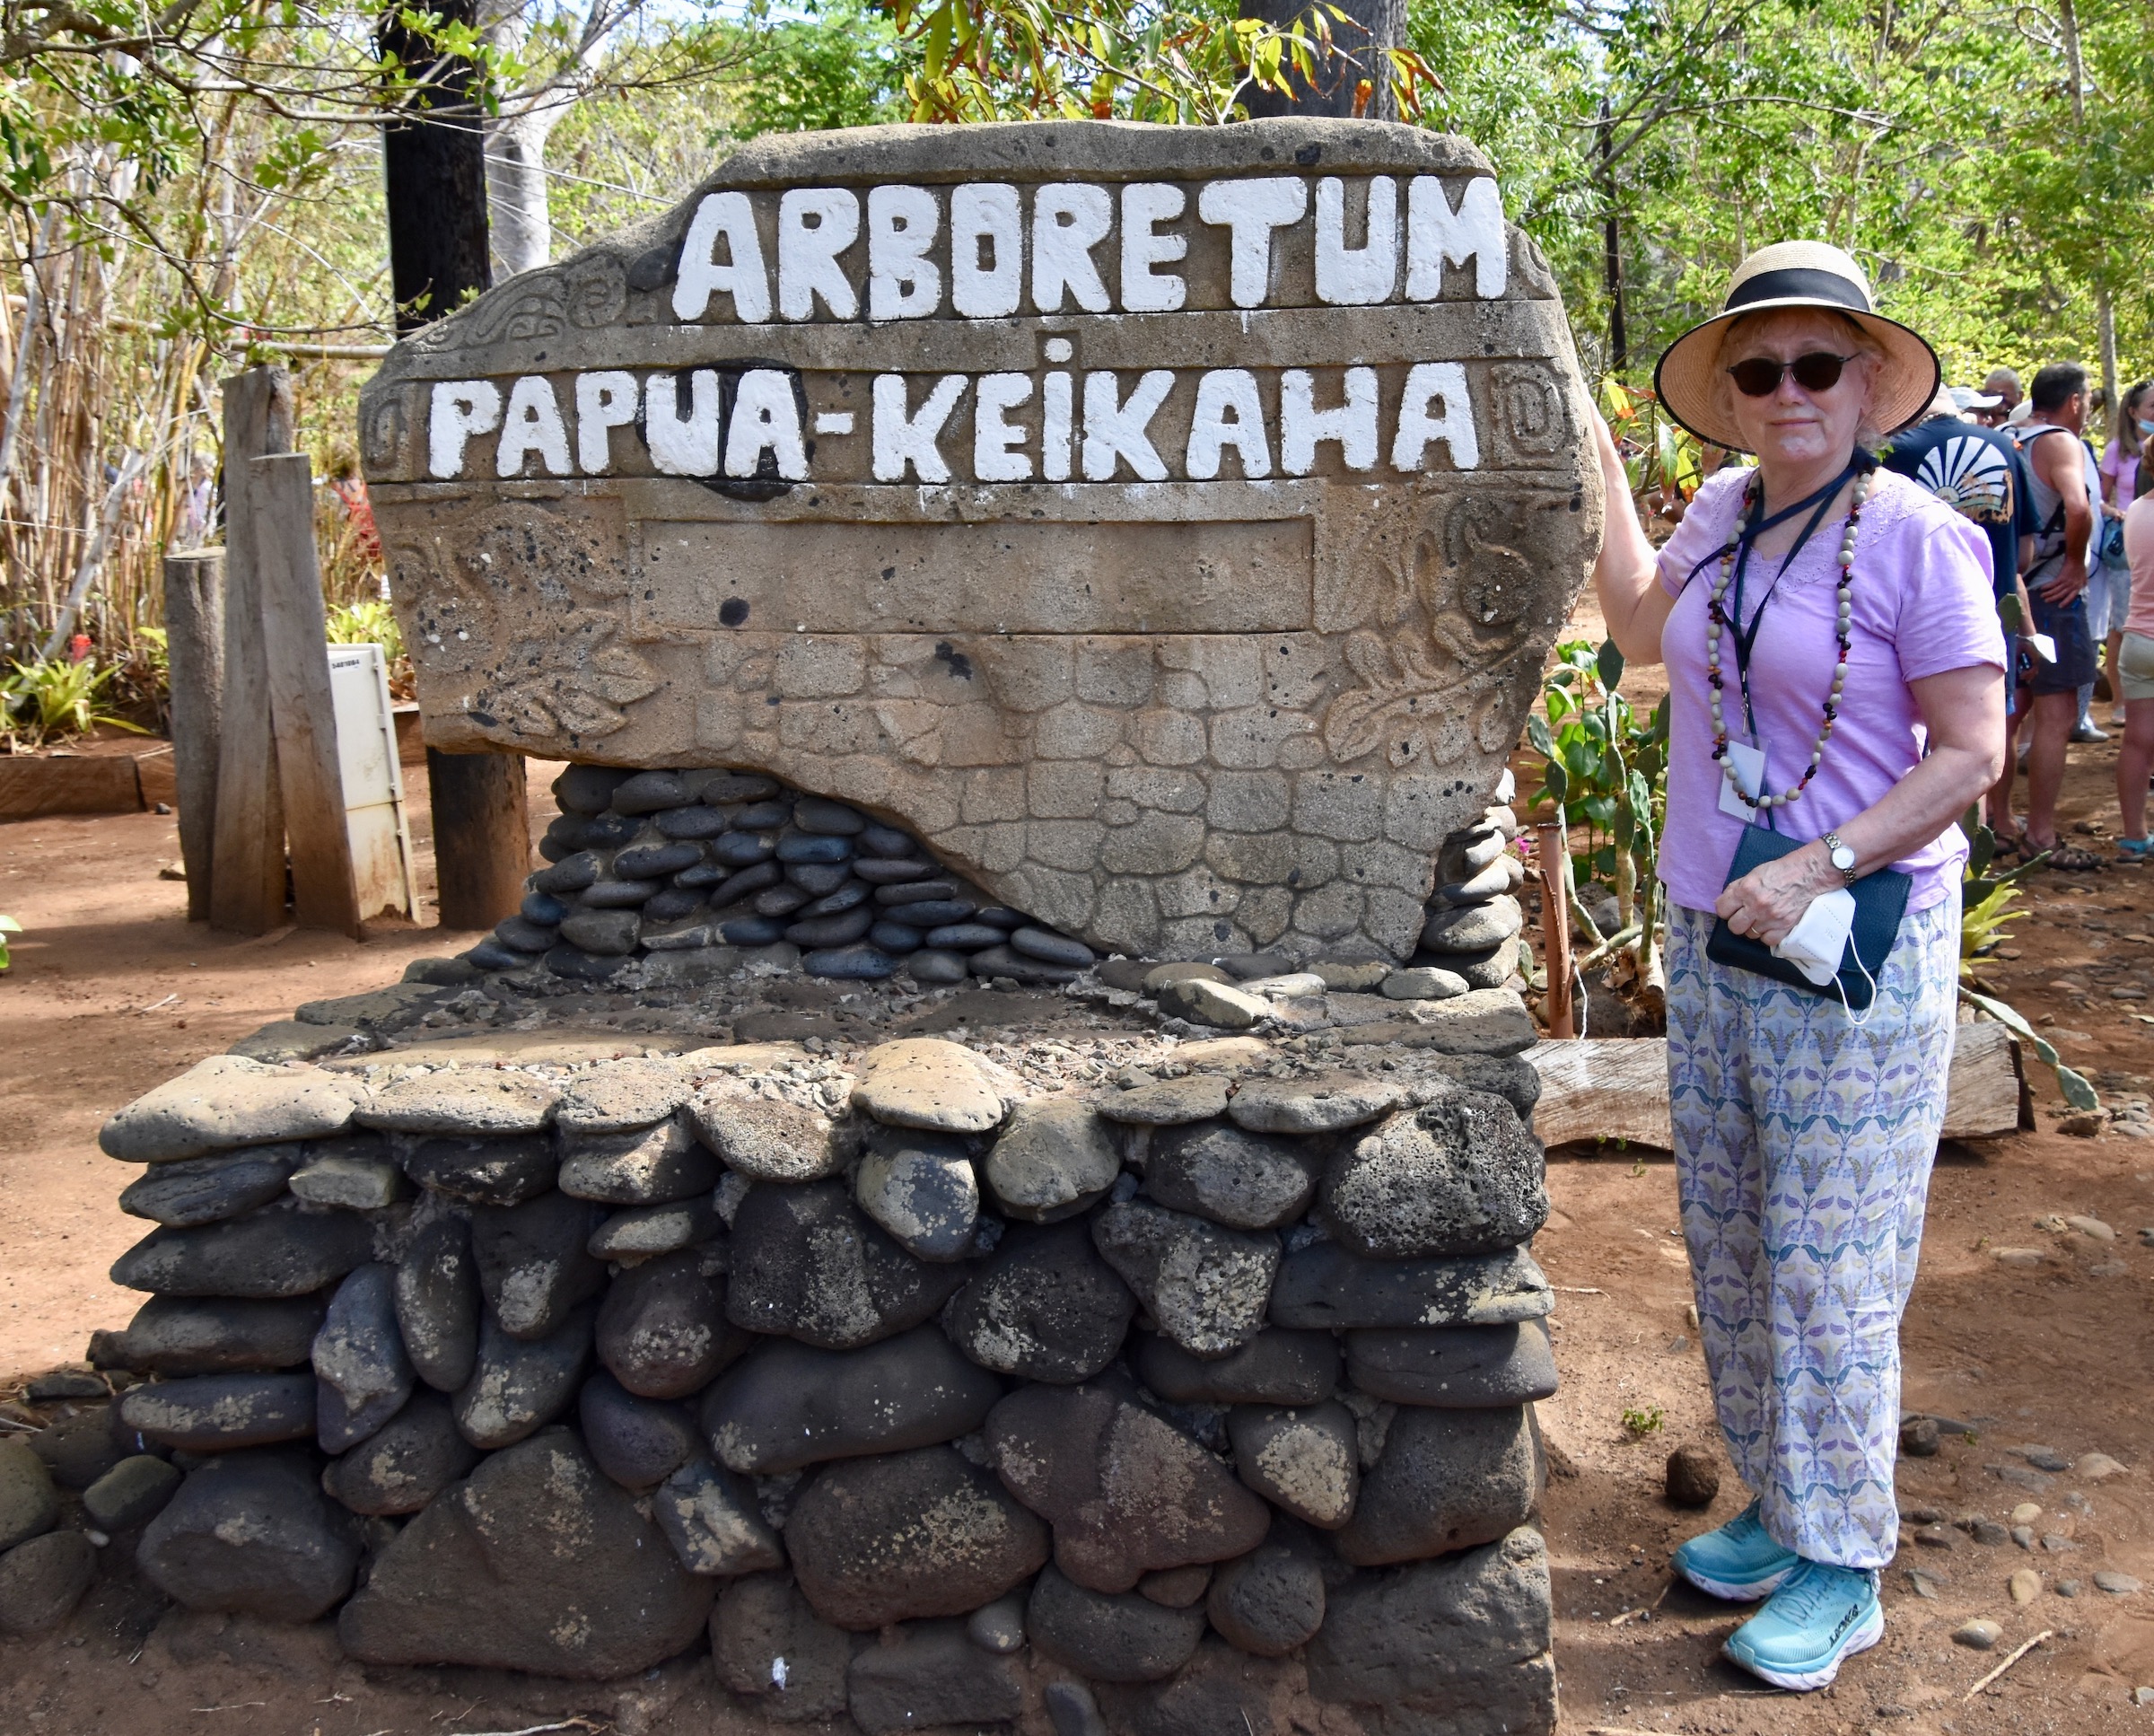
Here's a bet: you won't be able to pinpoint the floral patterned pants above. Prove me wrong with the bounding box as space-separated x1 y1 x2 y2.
1664 890 1961 1570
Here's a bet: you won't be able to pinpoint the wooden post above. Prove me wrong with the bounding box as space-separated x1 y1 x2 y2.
162 549 224 923
1536 821 1576 1039
252 452 362 938
208 366 294 934
427 749 530 929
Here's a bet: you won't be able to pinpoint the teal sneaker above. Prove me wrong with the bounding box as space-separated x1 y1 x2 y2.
1671 1499 1799 1600
1721 1560 1885 1691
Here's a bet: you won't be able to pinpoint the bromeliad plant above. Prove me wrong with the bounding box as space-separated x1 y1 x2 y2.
1 656 150 750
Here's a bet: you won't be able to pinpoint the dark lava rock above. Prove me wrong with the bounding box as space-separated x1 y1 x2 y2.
969 1591 1028 1651
1321 1098 1547 1259
688 1083 849 1182
118 1145 298 1227
610 769 688 813
544 943 630 982
0 1440 58 1549
1305 1527 1555 1736
580 1372 702 1492
906 949 968 985
138 1447 361 1619
558 1118 721 1205
784 1445 1049 1630
494 916 557 954
1092 1200 1277 1360
982 1098 1121 1223
322 1391 479 1515
854 1123 979 1261
90 1294 326 1377
858 823 915 855
313 1264 415 1452
1011 927 1096 968
1268 1244 1554 1331
588 1196 722 1259
714 832 779 867
110 1197 372 1299
1344 1321 1558 1407
339 1429 715 1676
453 1304 595 1449
400 1133 556 1205
118 1372 318 1451
1226 1404 1359 1529
701 1326 1002 1476
848 1619 1026 1734
785 862 854 897
617 841 702 880
968 943 1080 985
83 1453 182 1530
942 1220 1136 1384
1137 1563 1213 1608
652 1455 785 1576
787 909 873 950
531 849 603 893
870 921 924 951
23 1408 124 1490
1029 1564 1206 1682
553 765 630 813
1133 1328 1339 1407
0 1531 97 1635
1666 1444 1721 1510
657 804 729 839
396 1214 481 1393
521 890 572 924
597 1248 747 1400
1417 1052 1541 1118
986 1381 1271 1593
1335 1406 1539 1566
470 1192 607 1339
713 1572 854 1720
803 943 899 980
1144 1121 1321 1232
727 1180 969 1351
1206 1546 1326 1656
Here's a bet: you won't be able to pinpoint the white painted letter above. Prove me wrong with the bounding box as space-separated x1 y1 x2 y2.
1186 370 1271 480
1314 177 1398 305
950 184 1023 319
1392 362 1479 470
1081 371 1174 481
1197 178 1307 309
1282 367 1379 474
1042 372 1073 481
1120 183 1186 314
428 380 502 478
1406 176 1507 300
724 370 810 480
496 375 574 478
778 188 860 320
1032 184 1112 313
646 369 722 475
973 372 1034 483
868 185 941 320
673 191 771 323
574 371 638 474
872 373 968 483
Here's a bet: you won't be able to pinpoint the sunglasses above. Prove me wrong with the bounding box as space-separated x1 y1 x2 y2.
1726 352 1856 398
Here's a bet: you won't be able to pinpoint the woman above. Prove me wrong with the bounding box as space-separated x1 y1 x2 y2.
2100 381 2151 727
1590 241 2006 1691
2113 483 2154 858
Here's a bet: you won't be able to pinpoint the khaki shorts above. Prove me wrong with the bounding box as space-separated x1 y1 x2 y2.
2120 631 2154 703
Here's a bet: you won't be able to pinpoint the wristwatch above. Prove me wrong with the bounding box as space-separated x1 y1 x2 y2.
1822 831 1858 888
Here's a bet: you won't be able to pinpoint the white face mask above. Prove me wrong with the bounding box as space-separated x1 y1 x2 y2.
1773 889 1857 987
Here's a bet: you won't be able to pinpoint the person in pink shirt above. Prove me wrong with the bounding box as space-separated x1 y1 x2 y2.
2113 491 2154 857
1588 241 2005 1693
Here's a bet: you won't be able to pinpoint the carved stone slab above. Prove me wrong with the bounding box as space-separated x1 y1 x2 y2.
361 118 1599 962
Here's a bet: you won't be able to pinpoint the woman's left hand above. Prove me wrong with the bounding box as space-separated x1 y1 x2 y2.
1715 842 1838 948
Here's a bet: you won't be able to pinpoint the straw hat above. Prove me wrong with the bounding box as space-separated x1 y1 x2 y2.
1653 241 1940 452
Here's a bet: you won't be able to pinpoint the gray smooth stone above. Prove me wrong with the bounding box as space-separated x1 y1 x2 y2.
905 949 969 984
453 1306 596 1450
396 1214 481 1392
1345 1320 1559 1407
589 1196 722 1259
848 1619 1025 1734
1268 1244 1554 1330
98 1056 360 1162
559 1118 722 1205
597 1248 747 1400
110 1197 372 1299
854 1124 979 1261
983 1097 1121 1223
1133 1328 1340 1407
83 1453 182 1530
1029 1565 1206 1683
553 765 630 812
118 1372 319 1451
0 1530 97 1635
89 1294 326 1378
321 1390 479 1515
118 1145 298 1227
1144 1120 1321 1231
1010 926 1097 967
579 1371 701 1493
314 1263 416 1451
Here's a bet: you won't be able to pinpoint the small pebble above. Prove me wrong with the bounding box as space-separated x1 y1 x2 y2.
2057 1579 2083 1598
1664 1445 1720 1510
2095 1571 2144 1595
2009 1568 2043 1605
1953 1618 2003 1650
2010 1502 2045 1525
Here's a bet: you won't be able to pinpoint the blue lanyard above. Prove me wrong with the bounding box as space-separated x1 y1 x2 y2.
1724 460 1863 735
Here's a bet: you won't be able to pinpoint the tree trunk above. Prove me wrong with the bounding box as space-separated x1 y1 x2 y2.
485 104 562 279
1237 0 1405 120
1599 101 1627 373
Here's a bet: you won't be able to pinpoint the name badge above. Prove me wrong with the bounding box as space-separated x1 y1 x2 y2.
1719 740 1769 823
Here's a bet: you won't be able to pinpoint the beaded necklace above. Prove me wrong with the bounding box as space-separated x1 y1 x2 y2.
1706 466 1869 811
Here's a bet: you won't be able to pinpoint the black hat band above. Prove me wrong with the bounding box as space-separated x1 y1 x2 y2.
1723 267 1873 315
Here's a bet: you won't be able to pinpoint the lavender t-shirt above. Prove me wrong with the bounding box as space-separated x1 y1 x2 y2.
1654 465 2004 916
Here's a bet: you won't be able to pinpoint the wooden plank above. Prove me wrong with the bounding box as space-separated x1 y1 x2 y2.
1941 1021 2027 1140
162 550 224 921
0 756 142 820
209 367 293 934
251 452 360 938
428 748 530 931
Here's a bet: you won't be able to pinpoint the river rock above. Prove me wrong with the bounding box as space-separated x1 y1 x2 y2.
1379 986 1538 1057
313 1264 416 1451
90 1294 327 1377
1206 1545 1326 1656
1136 1564 1213 1608
0 1440 58 1549
969 1592 1028 1652
559 1120 719 1208
1227 1403 1359 1529
1095 1074 1233 1127
847 1618 1027 1734
703 1327 1002 1476
986 1381 1271 1592
596 1248 744 1399
1092 1200 1278 1359
727 1179 969 1350
688 1081 850 1182
1029 1565 1206 1683
855 1124 980 1260
558 908 642 953
110 1197 373 1298
322 1390 479 1515
983 1097 1121 1223
1321 1098 1547 1258
470 1191 607 1339
1144 1121 1321 1232
339 1429 714 1676
1228 1073 1405 1135
1379 967 1470 1001
1421 896 1522 954
654 1454 786 1576
942 1220 1136 1384
395 1214 481 1391
453 1305 595 1449
25 1409 122 1489
398 1132 556 1204
118 1372 319 1451
118 1145 298 1226
905 949 968 985
1270 1244 1554 1329
285 1138 405 1209
555 1058 692 1132
359 1068 560 1137
786 1447 1044 1634
853 1039 1012 1134
1345 1321 1559 1407
589 1196 722 1259
580 1372 701 1492
83 1453 182 1530
101 1056 362 1162
138 1447 360 1619
0 1531 97 1635
713 1572 855 1720
1335 1406 1539 1565
1155 979 1270 1030
1132 1329 1339 1407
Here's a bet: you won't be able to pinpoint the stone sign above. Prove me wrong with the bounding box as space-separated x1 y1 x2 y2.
360 118 1599 962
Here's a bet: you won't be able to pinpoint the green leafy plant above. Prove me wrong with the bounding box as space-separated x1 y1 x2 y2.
1621 1404 1666 1438
325 599 406 669
0 914 18 970
1598 379 1706 519
1 656 150 750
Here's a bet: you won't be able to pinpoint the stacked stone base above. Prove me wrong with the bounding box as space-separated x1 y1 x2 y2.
57 1016 1557 1734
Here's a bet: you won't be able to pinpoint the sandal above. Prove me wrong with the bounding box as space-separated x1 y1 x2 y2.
2036 841 2106 872
2119 837 2154 863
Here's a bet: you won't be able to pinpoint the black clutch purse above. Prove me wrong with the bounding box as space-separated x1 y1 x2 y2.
1705 825 1912 1012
